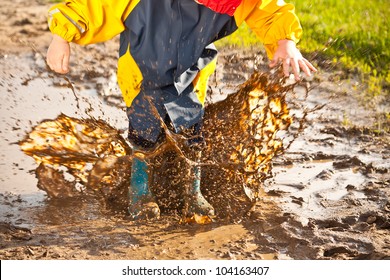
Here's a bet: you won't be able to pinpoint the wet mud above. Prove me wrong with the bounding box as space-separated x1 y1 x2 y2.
1 0 390 260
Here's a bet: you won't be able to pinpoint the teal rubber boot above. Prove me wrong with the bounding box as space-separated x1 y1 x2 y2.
188 165 215 216
128 156 160 220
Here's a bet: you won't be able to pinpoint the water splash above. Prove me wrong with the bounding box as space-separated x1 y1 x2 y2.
19 69 312 220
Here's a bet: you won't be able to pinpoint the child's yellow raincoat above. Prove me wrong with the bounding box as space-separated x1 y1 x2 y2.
48 0 302 144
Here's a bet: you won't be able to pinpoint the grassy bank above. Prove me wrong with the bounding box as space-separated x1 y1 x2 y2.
218 0 390 97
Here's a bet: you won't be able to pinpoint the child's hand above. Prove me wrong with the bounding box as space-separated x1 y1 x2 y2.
269 39 317 81
47 34 70 74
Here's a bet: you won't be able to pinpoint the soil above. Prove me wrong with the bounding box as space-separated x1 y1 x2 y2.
1 0 389 260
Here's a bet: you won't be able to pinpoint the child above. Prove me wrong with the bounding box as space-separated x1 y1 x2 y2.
46 0 317 219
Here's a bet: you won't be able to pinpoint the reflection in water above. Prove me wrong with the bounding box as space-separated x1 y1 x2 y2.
32 196 103 225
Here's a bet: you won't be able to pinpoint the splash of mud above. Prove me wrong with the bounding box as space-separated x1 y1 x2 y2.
19 70 311 220
202 71 294 200
19 114 132 207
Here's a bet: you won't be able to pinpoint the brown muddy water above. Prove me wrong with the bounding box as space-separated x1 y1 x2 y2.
1 48 390 260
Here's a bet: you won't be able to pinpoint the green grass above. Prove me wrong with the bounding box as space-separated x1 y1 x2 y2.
217 0 390 96
292 0 389 96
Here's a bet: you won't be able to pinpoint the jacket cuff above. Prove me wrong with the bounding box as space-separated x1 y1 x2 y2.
48 7 83 42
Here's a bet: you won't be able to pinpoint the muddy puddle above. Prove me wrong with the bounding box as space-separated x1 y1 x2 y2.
1 41 390 260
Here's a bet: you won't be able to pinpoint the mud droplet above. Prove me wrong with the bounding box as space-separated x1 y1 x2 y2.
316 169 334 180
366 216 377 224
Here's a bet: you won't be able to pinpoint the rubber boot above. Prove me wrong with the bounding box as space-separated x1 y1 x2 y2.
128 156 160 220
187 165 215 216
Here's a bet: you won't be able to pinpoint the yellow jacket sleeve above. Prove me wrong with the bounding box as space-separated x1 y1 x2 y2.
48 0 137 45
235 0 303 59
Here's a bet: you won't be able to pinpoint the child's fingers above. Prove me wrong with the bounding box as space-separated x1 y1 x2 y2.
47 54 69 74
290 58 301 80
298 58 317 78
51 58 65 74
282 58 290 77
303 58 317 72
298 59 311 77
47 53 60 73
62 53 70 73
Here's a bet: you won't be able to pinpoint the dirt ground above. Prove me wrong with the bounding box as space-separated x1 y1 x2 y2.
1 0 389 260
